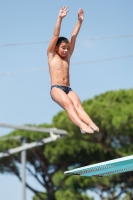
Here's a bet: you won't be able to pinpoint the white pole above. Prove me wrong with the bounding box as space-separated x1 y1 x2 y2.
0 123 67 135
0 136 58 158
21 138 26 200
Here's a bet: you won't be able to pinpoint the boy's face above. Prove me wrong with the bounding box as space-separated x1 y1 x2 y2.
55 42 70 58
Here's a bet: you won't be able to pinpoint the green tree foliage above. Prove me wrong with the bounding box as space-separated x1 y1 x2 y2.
0 89 133 200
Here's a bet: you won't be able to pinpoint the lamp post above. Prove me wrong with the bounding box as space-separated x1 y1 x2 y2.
0 136 26 200
21 137 26 200
0 123 67 200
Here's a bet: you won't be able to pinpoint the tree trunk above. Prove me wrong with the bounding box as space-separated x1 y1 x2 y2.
47 190 56 200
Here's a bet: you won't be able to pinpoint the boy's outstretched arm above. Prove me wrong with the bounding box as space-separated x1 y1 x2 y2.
47 6 69 56
69 8 84 56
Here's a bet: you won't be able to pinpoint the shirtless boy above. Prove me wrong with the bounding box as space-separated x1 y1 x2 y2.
47 6 99 134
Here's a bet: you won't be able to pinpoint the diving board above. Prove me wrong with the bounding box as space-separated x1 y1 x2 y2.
64 155 133 177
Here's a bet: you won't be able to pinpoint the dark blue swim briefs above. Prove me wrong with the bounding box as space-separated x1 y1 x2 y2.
51 84 72 94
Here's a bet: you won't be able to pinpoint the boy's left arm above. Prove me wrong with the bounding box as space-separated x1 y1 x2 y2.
69 8 84 56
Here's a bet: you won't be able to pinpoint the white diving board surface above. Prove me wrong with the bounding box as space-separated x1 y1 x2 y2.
64 155 133 177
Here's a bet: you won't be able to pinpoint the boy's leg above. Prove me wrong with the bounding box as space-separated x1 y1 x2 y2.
68 91 99 132
51 87 94 133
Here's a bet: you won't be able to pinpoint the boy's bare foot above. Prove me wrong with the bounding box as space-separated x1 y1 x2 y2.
80 124 94 134
85 116 99 132
89 122 99 132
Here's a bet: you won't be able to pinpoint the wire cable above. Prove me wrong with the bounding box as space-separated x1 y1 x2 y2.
0 54 133 77
81 34 133 41
0 34 133 47
0 67 45 77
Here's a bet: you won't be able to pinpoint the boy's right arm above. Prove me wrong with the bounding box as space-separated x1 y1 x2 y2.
47 6 69 56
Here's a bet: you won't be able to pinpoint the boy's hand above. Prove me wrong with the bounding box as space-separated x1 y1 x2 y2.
78 8 84 21
59 6 69 18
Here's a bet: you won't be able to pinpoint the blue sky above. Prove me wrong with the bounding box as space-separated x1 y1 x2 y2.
0 0 133 199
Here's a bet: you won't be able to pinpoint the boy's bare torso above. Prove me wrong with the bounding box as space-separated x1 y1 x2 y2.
48 53 70 86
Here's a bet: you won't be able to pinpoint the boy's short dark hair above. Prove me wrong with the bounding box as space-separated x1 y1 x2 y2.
56 37 69 46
